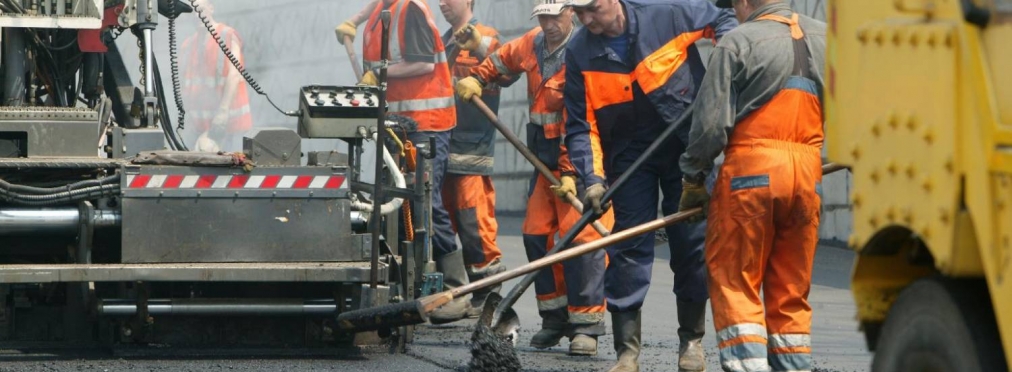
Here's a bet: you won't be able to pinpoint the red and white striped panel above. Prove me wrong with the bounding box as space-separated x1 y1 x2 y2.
125 174 346 190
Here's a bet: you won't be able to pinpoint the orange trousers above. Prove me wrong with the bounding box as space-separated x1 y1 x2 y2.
707 13 824 372
442 174 502 272
522 173 612 332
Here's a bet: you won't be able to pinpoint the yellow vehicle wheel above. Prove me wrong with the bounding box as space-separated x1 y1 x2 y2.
872 277 1007 372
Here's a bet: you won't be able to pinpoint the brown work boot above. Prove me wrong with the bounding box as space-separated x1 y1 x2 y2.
608 311 641 372
677 301 708 372
568 333 598 356
530 328 567 349
428 250 473 324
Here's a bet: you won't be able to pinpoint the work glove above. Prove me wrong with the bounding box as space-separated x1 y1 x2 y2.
453 25 482 52
550 175 578 198
335 20 357 45
195 130 221 153
583 183 610 216
455 76 484 101
678 177 710 223
359 70 379 86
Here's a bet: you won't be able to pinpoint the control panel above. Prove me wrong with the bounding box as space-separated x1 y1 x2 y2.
297 85 384 139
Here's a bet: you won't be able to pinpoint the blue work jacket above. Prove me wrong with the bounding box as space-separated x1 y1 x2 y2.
563 0 737 187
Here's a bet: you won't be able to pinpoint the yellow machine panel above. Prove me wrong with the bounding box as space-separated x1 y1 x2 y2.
827 0 1012 367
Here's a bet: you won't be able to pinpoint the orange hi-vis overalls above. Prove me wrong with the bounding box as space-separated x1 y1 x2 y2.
441 19 503 276
362 0 456 133
707 13 823 372
181 23 252 134
473 27 613 333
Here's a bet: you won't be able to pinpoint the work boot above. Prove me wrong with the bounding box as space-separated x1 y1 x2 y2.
428 250 473 324
465 260 507 318
568 333 598 356
530 328 567 349
608 311 641 372
677 301 708 372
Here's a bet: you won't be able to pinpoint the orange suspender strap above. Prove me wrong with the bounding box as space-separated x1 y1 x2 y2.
757 13 811 79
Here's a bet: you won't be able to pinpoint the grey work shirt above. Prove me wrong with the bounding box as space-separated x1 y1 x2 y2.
679 2 827 177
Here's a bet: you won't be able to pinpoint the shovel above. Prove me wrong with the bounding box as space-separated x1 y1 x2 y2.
469 97 610 237
334 207 702 334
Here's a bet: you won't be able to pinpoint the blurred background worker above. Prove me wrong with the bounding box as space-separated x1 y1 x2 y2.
181 0 252 152
678 0 827 371
340 0 468 323
438 0 506 317
563 0 737 371
461 0 611 356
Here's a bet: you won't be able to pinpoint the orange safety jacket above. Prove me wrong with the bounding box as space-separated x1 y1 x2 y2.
181 23 252 133
472 27 574 174
362 0 456 132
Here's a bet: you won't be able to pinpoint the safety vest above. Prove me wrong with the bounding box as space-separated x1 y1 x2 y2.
181 24 252 133
362 0 456 132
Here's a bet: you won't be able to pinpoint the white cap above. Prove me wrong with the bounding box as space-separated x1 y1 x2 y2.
565 0 596 7
531 0 567 19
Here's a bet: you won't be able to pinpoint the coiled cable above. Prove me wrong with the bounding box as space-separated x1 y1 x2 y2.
168 0 187 137
188 0 297 117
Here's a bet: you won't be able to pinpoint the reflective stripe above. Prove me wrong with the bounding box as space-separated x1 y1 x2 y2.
277 176 298 189
189 105 251 120
530 112 563 126
476 36 493 56
179 175 199 189
388 0 407 63
388 96 455 112
717 323 768 343
769 352 812 372
568 311 604 324
768 334 811 349
730 175 770 191
245 175 265 189
490 53 510 76
537 295 567 311
145 175 167 189
308 176 329 189
784 76 819 96
722 357 772 372
448 153 493 174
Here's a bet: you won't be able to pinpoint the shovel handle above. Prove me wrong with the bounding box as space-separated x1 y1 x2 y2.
343 35 364 82
469 97 610 237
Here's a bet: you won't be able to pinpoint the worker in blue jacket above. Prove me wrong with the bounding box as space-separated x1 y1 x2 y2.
562 0 737 371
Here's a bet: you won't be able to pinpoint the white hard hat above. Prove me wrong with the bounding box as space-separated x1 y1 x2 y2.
531 0 567 19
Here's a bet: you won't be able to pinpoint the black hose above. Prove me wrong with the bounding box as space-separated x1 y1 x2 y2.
0 184 120 206
151 56 188 151
0 174 120 195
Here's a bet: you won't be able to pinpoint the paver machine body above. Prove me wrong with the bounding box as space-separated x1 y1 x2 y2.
827 0 1012 369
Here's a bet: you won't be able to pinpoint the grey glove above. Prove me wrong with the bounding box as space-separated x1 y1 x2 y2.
583 183 610 216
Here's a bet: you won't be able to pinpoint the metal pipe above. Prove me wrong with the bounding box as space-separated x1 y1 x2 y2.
98 299 338 316
0 208 121 235
2 28 27 106
143 29 155 96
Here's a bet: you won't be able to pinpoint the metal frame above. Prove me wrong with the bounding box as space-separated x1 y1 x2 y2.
0 262 389 283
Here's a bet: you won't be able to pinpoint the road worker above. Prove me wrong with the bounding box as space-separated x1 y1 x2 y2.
344 0 469 323
182 0 251 152
562 0 737 371
438 0 506 316
459 0 612 356
678 0 827 371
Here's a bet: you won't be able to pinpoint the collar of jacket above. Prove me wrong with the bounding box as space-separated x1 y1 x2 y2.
745 1 793 23
585 0 636 61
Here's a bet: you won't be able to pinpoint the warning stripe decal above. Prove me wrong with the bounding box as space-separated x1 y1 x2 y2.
125 175 346 190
